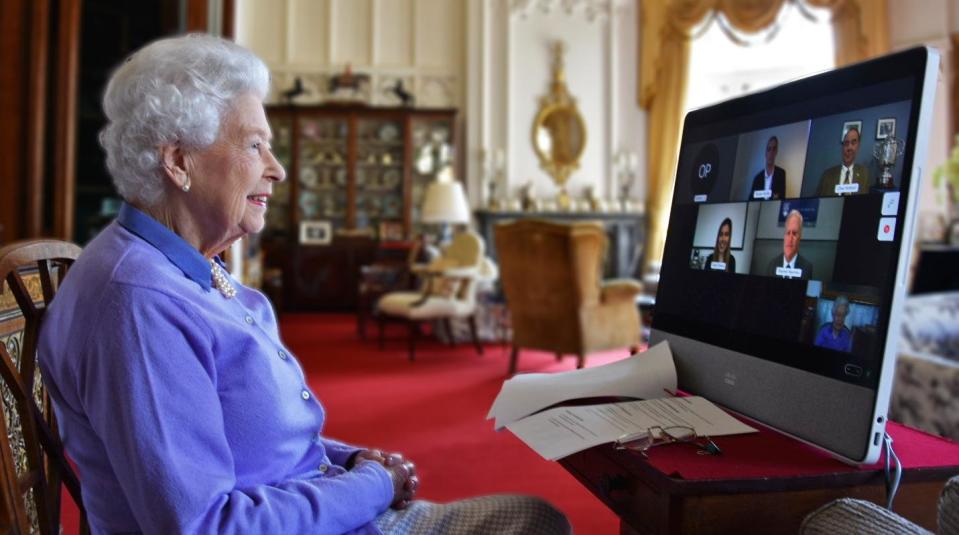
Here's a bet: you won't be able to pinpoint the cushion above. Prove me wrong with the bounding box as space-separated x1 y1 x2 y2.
889 353 959 441
377 292 472 320
941 475 959 535
891 291 959 441
900 292 959 362
800 498 930 535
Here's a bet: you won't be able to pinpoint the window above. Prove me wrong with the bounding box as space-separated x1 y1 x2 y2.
686 4 834 112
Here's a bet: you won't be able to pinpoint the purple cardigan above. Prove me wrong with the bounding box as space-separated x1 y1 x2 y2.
38 204 393 534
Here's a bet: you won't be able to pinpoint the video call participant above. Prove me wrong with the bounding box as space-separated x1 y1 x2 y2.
749 136 785 200
814 295 853 352
767 209 813 280
36 34 569 535
817 126 870 196
704 217 736 272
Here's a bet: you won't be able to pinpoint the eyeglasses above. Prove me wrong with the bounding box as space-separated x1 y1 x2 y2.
614 425 722 458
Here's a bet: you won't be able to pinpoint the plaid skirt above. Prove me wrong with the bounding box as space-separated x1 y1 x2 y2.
374 494 570 535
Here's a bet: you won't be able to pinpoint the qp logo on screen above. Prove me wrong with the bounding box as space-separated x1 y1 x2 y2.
691 143 720 199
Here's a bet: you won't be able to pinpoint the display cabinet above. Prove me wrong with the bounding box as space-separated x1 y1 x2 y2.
264 105 457 311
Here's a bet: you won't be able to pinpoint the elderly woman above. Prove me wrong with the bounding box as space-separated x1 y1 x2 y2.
38 35 568 535
814 295 854 353
703 217 735 273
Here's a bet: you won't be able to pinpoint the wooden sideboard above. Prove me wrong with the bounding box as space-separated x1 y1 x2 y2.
475 210 646 279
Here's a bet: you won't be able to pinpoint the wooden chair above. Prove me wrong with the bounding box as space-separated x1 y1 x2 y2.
0 240 88 534
356 240 430 340
376 231 495 361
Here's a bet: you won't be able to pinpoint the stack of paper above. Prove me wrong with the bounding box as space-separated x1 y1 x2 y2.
487 342 678 429
487 342 757 460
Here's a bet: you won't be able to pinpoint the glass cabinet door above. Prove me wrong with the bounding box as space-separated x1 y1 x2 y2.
297 116 349 232
265 115 293 237
410 117 454 237
356 117 405 239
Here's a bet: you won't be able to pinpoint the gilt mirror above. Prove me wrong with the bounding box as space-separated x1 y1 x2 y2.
532 41 586 207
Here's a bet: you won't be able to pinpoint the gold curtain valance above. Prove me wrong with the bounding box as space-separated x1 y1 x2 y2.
639 0 889 270
640 0 889 110
640 0 788 110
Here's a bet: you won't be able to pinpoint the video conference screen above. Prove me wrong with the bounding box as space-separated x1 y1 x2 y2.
655 75 921 390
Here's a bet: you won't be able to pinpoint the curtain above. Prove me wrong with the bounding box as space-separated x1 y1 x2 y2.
639 0 889 271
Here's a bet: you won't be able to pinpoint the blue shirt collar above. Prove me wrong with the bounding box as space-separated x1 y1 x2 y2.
116 203 212 291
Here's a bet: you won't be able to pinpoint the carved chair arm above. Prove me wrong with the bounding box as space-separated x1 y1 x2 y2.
411 267 481 307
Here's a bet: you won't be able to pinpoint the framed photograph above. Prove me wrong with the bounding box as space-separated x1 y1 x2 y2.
841 120 863 141
299 220 332 245
379 221 405 242
876 118 896 140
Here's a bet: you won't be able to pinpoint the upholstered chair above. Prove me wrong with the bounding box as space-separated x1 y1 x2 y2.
494 219 642 375
376 231 495 361
356 240 435 340
801 474 958 534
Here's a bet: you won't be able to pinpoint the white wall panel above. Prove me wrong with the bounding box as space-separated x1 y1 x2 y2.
289 0 329 65
463 0 641 208
237 0 463 91
888 0 955 223
330 0 372 65
613 0 645 201
375 0 413 66
414 0 462 68
889 0 951 45
510 11 608 199
236 0 287 64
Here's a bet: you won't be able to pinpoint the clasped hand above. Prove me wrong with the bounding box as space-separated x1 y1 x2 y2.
352 449 418 509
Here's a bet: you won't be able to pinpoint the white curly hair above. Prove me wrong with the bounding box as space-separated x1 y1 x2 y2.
833 294 850 313
99 33 270 207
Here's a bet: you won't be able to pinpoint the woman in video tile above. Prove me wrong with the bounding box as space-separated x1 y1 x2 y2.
703 217 736 272
814 294 854 352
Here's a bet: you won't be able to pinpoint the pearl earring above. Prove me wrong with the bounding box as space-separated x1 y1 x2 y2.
182 176 191 192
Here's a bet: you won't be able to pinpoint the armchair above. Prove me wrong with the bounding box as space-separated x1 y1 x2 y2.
376 231 493 361
494 219 642 375
801 475 958 534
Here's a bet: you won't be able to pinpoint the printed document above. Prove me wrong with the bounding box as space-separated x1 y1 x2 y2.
506 396 757 460
487 341 677 429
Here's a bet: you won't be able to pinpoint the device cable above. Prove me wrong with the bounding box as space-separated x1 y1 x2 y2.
883 432 902 510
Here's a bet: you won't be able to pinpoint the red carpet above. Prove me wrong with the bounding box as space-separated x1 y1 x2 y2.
60 314 622 533
285 314 620 534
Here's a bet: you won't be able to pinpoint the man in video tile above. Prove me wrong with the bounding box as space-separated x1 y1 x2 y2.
767 209 813 279
817 127 870 196
749 136 786 200
814 295 853 352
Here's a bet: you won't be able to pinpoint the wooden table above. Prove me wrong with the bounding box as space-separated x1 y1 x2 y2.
558 422 959 534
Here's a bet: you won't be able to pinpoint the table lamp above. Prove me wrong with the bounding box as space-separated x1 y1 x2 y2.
421 166 470 243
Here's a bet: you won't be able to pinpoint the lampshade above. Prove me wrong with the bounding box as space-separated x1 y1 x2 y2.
421 180 470 224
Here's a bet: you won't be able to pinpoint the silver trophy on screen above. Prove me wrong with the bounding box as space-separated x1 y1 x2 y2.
873 135 905 188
